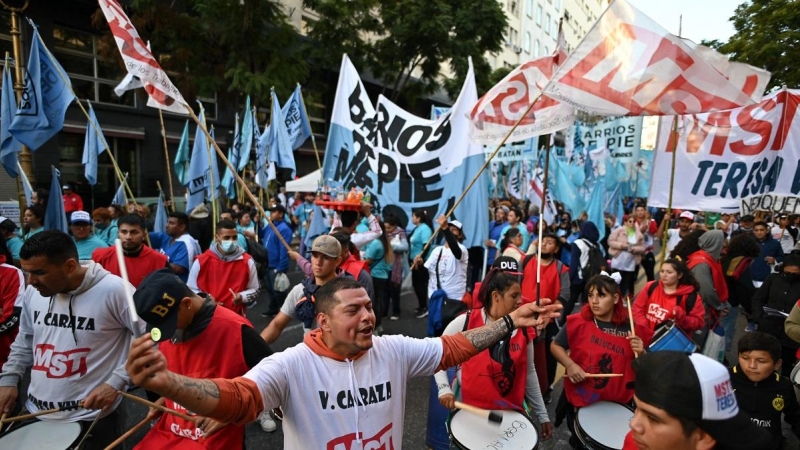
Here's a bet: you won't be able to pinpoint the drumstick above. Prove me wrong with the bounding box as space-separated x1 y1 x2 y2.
626 297 638 359
0 412 5 432
103 415 151 450
453 401 503 425
585 373 624 378
115 239 143 338
1 407 64 423
117 391 198 423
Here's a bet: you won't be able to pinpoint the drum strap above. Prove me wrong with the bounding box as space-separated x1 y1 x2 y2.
646 282 697 313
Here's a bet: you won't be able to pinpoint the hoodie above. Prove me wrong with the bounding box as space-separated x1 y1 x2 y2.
0 262 145 421
632 280 706 333
569 221 600 286
752 233 785 282
688 230 729 313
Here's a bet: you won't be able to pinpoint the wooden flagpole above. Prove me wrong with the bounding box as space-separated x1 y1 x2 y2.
657 115 680 265
297 83 322 171
158 109 175 212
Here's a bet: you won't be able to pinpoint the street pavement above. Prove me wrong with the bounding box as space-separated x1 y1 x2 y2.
117 263 800 449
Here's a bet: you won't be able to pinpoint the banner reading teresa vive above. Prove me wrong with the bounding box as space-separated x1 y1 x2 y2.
321 55 488 247
649 88 800 213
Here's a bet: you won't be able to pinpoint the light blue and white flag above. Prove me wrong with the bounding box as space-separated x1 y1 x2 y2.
174 121 190 185
237 97 254 171
1 61 23 177
321 55 488 247
186 108 209 212
153 190 167 233
45 166 68 233
81 103 108 186
265 89 296 177
112 175 128 206
281 86 312 151
18 162 32 206
9 26 75 150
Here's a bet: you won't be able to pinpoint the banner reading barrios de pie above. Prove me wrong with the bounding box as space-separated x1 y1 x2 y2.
649 89 800 213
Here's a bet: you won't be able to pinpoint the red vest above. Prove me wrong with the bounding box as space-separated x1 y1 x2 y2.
563 315 636 407
687 250 729 303
195 251 252 316
521 258 566 305
134 307 251 450
461 310 529 411
340 254 369 279
92 246 168 288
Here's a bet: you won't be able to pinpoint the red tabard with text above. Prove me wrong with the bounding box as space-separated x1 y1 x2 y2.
195 251 253 315
563 315 636 407
461 311 528 411
134 307 251 450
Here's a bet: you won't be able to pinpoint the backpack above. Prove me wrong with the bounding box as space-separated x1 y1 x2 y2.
578 239 605 282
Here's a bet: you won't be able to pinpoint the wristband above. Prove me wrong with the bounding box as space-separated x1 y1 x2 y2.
502 315 516 334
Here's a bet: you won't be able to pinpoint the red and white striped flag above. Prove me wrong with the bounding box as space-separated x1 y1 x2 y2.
468 29 573 145
543 0 771 116
98 0 188 114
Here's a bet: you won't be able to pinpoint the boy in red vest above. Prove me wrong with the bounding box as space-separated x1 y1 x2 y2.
92 214 168 287
188 220 259 316
133 269 272 449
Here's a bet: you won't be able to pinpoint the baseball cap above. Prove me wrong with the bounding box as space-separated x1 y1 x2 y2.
311 235 341 258
189 204 209 219
633 352 770 450
268 204 286 214
70 211 91 224
678 211 694 220
739 214 755 222
491 256 520 273
449 220 463 230
0 216 17 231
61 184 71 190
133 269 194 342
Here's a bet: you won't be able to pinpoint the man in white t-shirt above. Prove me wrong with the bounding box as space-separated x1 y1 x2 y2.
771 214 796 254
658 211 702 257
415 216 469 301
125 277 562 450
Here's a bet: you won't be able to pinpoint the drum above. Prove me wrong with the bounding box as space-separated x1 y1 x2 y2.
0 420 82 449
574 401 634 450
448 408 539 450
791 361 800 386
648 321 697 354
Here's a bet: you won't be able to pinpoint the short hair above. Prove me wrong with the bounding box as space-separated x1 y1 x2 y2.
217 219 237 231
331 231 352 248
508 207 523 219
340 210 359 228
316 277 366 315
753 221 769 230
168 212 188 227
25 205 45 222
92 207 112 221
384 213 401 227
737 332 781 362
220 209 234 218
118 213 146 229
19 230 78 264
676 415 700 439
541 233 560 248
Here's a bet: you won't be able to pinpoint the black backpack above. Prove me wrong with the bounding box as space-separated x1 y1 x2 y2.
579 239 605 282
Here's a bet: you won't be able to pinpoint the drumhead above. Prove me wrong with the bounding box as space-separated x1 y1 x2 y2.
449 409 538 450
0 420 81 449
575 402 633 450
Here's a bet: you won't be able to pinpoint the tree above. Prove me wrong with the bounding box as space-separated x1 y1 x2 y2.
93 0 309 106
303 0 507 105
709 0 800 90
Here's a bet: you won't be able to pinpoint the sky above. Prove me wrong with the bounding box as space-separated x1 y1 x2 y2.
626 0 742 44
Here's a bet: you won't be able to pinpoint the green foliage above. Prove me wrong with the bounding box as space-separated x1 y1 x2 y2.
94 0 309 106
303 0 507 103
714 0 800 90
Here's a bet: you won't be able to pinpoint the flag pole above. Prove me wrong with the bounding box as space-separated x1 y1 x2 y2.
157 109 175 212
411 93 545 270
183 104 292 252
657 116 679 265
206 122 218 236
3 52 26 214
297 83 322 171
536 135 553 307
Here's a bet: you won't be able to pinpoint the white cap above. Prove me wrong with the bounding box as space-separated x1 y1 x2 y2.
679 211 694 220
449 220 463 230
70 211 92 224
690 353 739 420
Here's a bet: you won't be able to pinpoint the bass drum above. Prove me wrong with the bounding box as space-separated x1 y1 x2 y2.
448 408 539 450
0 420 82 449
574 401 634 450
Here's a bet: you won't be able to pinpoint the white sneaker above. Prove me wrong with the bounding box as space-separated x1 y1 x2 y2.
258 411 277 433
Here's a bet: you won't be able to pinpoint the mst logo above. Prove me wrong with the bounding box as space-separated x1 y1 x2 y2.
32 344 90 378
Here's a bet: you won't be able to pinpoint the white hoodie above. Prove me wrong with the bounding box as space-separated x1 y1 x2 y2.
0 262 145 421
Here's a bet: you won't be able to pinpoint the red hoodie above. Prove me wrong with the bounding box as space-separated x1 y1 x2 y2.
632 281 705 333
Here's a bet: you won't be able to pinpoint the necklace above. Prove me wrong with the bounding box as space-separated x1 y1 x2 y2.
594 317 618 335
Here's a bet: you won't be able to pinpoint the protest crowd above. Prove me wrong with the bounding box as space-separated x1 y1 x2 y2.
0 1 799 450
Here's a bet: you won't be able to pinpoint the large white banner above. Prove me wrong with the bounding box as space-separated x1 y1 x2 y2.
321 56 488 247
649 89 800 213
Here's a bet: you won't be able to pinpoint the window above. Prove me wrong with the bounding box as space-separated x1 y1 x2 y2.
545 13 551 34
544 46 550 55
526 0 534 17
555 0 561 11
58 134 141 197
534 40 540 58
53 26 135 108
554 20 560 37
523 32 531 53
510 28 519 47
197 92 218 121
536 5 543 25
508 0 519 16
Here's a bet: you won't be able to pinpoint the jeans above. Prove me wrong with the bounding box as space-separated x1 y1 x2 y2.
386 281 401 316
719 305 739 353
265 268 287 313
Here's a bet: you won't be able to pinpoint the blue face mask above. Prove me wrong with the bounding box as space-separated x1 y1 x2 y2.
220 240 238 253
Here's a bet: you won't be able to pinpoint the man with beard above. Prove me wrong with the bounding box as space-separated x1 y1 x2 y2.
92 214 168 287
188 220 259 317
658 211 701 257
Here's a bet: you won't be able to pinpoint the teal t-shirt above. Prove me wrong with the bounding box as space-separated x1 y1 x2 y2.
6 235 23 260
74 235 109 261
409 224 433 260
364 239 391 280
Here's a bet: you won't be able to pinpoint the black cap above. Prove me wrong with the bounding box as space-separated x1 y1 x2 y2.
740 214 755 222
491 256 520 273
268 204 286 214
132 269 193 342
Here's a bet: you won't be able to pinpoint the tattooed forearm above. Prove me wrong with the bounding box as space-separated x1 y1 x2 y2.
462 318 510 351
161 372 220 416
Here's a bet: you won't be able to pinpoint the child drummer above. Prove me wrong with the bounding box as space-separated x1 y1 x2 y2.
551 272 652 447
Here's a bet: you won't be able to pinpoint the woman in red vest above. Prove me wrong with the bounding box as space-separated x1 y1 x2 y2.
551 272 651 443
433 263 553 441
632 258 706 334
